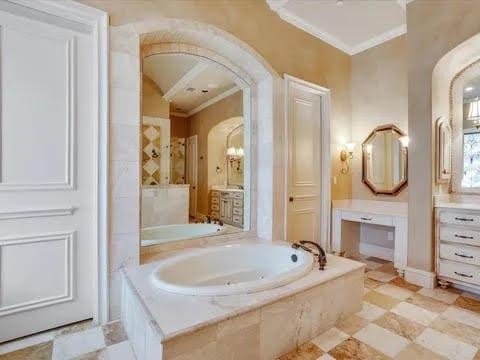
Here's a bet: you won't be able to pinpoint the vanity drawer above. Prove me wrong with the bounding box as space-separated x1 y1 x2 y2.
438 259 480 286
233 207 243 215
439 226 480 247
221 191 232 198
211 211 220 218
211 197 220 205
439 243 480 266
211 191 220 197
232 214 243 224
211 204 219 211
233 199 243 207
439 211 480 227
233 192 243 199
341 211 393 226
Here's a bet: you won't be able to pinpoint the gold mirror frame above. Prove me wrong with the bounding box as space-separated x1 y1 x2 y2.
362 124 408 196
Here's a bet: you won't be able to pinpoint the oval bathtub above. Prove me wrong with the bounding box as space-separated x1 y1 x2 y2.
141 223 225 246
150 244 314 295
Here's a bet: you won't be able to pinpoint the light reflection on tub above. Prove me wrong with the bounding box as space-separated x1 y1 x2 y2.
141 223 225 246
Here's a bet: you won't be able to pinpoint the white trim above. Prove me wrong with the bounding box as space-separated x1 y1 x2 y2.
283 74 331 251
404 267 436 289
163 61 209 101
266 0 407 55
170 111 188 118
0 207 75 220
359 243 394 262
350 25 406 55
187 86 240 117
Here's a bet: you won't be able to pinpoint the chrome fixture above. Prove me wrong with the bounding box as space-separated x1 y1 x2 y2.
291 240 327 270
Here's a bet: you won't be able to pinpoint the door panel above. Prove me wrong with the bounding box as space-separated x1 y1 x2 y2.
287 82 321 243
0 5 94 342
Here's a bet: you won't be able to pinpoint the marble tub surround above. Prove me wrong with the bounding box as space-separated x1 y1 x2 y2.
121 248 364 359
141 185 189 228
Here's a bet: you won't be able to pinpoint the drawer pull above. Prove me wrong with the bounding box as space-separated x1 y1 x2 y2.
454 234 474 240
455 217 474 222
360 217 372 221
454 271 473 278
454 252 474 259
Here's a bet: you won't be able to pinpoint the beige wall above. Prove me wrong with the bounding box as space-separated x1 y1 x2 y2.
408 0 480 271
142 75 169 119
81 0 353 200
170 115 187 139
351 35 408 202
187 91 243 215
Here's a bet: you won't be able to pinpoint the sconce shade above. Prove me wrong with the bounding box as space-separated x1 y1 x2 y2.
468 98 480 121
237 148 244 157
345 142 356 152
399 136 410 148
226 147 237 156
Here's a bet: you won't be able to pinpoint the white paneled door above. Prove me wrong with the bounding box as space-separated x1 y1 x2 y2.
286 78 325 244
186 135 198 218
0 2 98 341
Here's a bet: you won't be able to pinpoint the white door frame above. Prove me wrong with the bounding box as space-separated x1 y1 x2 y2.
187 135 198 219
6 0 110 324
284 74 331 250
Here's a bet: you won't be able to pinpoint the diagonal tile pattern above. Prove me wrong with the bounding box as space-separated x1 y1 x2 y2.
1 257 480 360
278 257 480 360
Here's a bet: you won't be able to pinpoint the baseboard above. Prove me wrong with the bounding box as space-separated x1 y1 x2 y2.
359 243 394 261
404 267 436 289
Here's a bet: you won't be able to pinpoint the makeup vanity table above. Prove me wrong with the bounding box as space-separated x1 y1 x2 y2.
332 199 408 276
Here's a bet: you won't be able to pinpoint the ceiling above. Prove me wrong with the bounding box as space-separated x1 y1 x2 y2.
267 0 410 55
143 53 239 116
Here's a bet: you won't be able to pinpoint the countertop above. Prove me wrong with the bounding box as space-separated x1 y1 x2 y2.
332 199 408 217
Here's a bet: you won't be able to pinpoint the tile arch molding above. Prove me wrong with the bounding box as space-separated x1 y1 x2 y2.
109 18 285 319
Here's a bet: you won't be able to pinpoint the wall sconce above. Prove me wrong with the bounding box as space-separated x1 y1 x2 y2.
226 147 244 171
340 142 355 174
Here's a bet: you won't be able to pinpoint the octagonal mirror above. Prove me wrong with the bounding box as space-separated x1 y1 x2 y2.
362 124 408 195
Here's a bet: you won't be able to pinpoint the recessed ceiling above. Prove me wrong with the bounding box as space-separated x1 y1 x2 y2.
143 53 239 116
267 0 409 55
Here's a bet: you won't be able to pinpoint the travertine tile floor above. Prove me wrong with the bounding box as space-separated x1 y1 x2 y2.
0 320 134 360
1 255 480 360
279 256 480 360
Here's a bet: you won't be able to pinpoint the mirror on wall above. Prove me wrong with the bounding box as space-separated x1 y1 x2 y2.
462 76 480 188
140 53 247 248
362 125 408 195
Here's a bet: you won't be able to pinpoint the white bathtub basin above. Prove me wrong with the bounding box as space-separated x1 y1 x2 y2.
150 243 314 295
141 223 225 246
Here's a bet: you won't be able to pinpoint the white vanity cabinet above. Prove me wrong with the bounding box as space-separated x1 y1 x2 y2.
210 190 244 228
435 205 480 291
332 200 408 276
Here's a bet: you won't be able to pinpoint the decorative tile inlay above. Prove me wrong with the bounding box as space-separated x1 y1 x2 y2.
335 315 370 335
395 343 447 360
406 293 449 313
415 328 478 360
0 341 53 360
277 342 323 360
311 328 349 352
329 337 389 360
142 124 161 185
353 323 409 358
102 321 127 347
454 295 480 313
363 291 400 310
373 312 425 340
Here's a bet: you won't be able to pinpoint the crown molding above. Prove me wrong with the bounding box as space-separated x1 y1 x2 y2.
350 24 406 55
267 0 407 56
170 111 188 118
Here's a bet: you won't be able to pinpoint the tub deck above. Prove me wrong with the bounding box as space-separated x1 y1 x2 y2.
122 241 365 343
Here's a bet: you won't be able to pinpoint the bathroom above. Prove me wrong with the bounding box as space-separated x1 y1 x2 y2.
0 1 480 360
